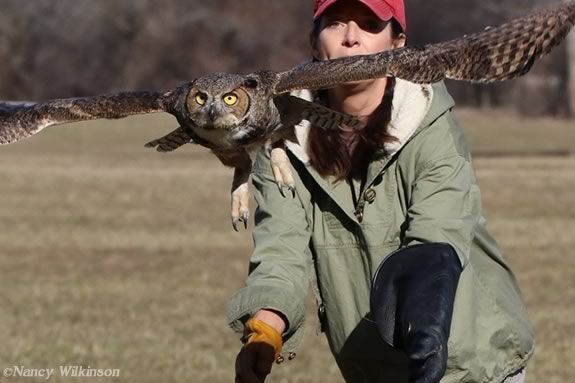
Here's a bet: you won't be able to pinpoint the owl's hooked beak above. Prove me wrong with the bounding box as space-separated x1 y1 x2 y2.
208 105 217 122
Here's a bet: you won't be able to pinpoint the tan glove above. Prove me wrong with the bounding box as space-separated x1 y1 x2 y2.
235 318 283 383
243 318 283 359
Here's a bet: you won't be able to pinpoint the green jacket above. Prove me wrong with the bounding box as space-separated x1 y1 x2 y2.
227 79 534 383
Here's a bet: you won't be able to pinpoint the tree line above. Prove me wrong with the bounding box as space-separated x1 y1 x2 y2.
0 0 570 116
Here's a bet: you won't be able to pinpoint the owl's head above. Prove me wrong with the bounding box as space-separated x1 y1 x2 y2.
185 73 258 130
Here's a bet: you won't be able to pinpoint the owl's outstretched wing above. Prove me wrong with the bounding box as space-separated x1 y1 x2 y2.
273 2 574 94
0 101 37 115
0 90 179 145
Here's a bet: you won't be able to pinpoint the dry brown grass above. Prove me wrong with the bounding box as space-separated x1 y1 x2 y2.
0 110 573 382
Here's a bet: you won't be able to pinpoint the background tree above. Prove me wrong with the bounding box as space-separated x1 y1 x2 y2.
0 0 570 116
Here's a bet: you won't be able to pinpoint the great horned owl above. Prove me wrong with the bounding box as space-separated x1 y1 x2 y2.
1 2 573 229
144 72 361 230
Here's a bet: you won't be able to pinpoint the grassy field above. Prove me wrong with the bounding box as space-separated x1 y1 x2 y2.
0 109 573 382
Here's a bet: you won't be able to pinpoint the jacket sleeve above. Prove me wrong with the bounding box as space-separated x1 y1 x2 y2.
399 111 481 267
226 147 312 354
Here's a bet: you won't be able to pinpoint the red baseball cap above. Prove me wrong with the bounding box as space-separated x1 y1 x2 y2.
313 0 406 32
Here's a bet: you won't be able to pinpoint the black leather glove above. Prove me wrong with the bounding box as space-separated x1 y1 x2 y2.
370 243 462 383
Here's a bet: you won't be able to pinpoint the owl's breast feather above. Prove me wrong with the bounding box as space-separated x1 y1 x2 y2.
193 125 234 148
230 127 254 142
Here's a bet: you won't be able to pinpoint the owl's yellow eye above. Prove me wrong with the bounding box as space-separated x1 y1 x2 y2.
223 93 238 106
195 93 207 105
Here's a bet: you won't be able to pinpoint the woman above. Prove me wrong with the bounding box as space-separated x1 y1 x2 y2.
227 1 534 382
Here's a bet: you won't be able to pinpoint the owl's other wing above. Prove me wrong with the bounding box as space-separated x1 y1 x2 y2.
0 90 179 145
273 1 574 94
274 95 363 131
144 126 196 152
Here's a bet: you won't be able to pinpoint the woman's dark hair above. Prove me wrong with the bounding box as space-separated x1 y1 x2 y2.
307 18 403 181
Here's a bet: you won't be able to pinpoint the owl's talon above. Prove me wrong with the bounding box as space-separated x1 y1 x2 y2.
231 214 249 231
277 183 287 198
288 184 296 198
241 212 249 229
232 218 247 232
231 182 250 231
271 147 295 199
276 182 296 198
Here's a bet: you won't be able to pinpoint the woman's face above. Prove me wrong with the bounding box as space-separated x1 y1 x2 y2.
313 0 405 61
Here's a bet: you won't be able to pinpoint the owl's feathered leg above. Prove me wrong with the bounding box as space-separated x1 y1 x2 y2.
230 163 252 231
213 149 253 231
270 141 295 197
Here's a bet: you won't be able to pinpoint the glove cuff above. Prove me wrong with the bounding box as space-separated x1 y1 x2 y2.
243 318 283 360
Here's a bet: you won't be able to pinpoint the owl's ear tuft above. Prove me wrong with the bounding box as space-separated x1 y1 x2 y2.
243 78 259 88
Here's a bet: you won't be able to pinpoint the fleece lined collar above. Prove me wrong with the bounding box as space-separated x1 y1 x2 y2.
285 78 437 164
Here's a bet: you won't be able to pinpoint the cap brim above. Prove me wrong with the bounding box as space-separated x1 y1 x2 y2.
359 0 394 22
313 0 338 20
314 0 394 22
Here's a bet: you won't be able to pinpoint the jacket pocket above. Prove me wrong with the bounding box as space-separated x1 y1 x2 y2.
317 206 361 248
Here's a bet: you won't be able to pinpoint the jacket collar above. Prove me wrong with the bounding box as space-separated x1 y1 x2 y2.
285 78 435 165
283 79 440 224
